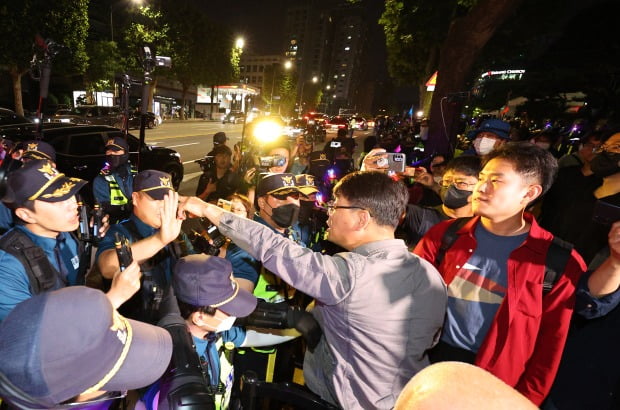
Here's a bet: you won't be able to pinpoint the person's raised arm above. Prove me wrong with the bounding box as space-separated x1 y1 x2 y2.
99 192 184 279
587 221 620 297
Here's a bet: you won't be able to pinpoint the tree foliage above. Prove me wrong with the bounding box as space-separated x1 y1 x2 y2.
0 0 88 114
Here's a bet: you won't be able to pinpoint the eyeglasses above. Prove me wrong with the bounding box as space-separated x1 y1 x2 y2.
593 143 620 154
322 202 369 215
439 179 477 190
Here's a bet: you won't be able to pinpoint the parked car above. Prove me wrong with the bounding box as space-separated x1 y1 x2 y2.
325 115 349 131
1 124 184 199
222 110 245 124
52 106 124 128
0 108 31 127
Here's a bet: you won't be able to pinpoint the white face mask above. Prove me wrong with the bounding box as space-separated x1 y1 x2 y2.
475 136 498 155
213 315 236 333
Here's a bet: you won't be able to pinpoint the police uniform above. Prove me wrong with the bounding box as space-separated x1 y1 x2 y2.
0 160 87 322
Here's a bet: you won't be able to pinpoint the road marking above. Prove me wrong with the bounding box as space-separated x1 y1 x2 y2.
183 171 202 181
182 159 200 165
167 142 200 148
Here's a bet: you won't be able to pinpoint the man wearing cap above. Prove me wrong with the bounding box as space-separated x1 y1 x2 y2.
178 171 447 409
0 160 142 322
0 140 58 234
172 254 257 410
0 286 173 409
465 118 512 156
93 136 137 223
96 169 185 323
196 144 241 203
295 173 325 249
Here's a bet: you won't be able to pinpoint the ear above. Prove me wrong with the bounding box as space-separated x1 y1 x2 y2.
15 207 36 224
131 191 140 203
356 209 372 231
257 196 266 211
191 311 206 327
523 184 543 204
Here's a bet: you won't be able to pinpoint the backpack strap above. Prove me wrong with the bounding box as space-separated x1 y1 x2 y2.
543 236 573 294
0 230 62 295
435 217 472 266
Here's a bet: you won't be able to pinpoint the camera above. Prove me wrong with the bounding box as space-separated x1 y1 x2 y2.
190 222 227 256
330 141 341 148
140 46 172 71
303 130 315 144
376 153 406 173
258 155 286 169
195 156 215 173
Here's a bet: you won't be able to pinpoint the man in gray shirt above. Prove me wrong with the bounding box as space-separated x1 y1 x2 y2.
179 171 447 409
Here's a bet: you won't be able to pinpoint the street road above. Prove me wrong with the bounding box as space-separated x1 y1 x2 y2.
140 120 372 196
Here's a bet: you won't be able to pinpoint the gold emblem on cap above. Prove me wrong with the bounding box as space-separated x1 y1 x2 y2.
40 181 76 198
38 162 58 178
305 175 315 186
281 175 294 187
160 176 172 188
319 153 327 160
27 142 39 151
107 138 115 145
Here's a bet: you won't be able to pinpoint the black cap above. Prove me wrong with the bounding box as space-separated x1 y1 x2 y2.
105 136 129 152
133 170 174 200
256 173 302 197
3 160 86 207
213 132 228 145
22 140 56 162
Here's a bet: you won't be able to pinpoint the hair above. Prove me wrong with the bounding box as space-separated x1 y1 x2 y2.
10 199 36 225
483 141 558 195
580 130 604 144
211 144 232 157
333 171 409 228
228 193 254 218
445 155 482 177
177 300 217 320
263 137 291 155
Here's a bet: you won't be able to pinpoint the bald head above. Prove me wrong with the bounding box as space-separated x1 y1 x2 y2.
395 362 537 410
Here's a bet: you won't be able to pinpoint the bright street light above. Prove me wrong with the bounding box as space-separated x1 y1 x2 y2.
110 0 143 42
284 60 293 70
235 37 245 49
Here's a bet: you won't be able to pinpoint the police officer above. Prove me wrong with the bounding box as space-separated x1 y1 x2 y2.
0 159 140 322
96 169 185 323
93 136 136 223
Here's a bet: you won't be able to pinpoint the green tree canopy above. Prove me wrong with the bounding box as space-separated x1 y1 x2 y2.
0 0 88 115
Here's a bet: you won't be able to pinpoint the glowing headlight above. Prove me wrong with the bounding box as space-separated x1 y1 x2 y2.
253 120 284 143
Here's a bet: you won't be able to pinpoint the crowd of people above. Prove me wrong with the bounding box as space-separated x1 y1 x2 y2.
0 116 619 410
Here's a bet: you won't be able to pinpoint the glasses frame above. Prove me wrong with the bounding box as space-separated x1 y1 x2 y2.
439 179 478 190
323 202 371 216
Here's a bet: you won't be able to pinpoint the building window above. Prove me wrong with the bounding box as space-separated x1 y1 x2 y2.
251 76 256 83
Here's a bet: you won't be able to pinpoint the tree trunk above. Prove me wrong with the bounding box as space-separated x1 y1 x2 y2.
9 66 25 116
427 0 525 156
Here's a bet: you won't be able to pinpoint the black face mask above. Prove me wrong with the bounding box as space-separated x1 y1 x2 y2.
440 185 472 209
298 201 314 224
591 152 620 178
106 153 129 170
270 203 300 228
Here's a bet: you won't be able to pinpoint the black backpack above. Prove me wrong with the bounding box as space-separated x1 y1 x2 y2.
0 230 85 295
435 217 573 294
